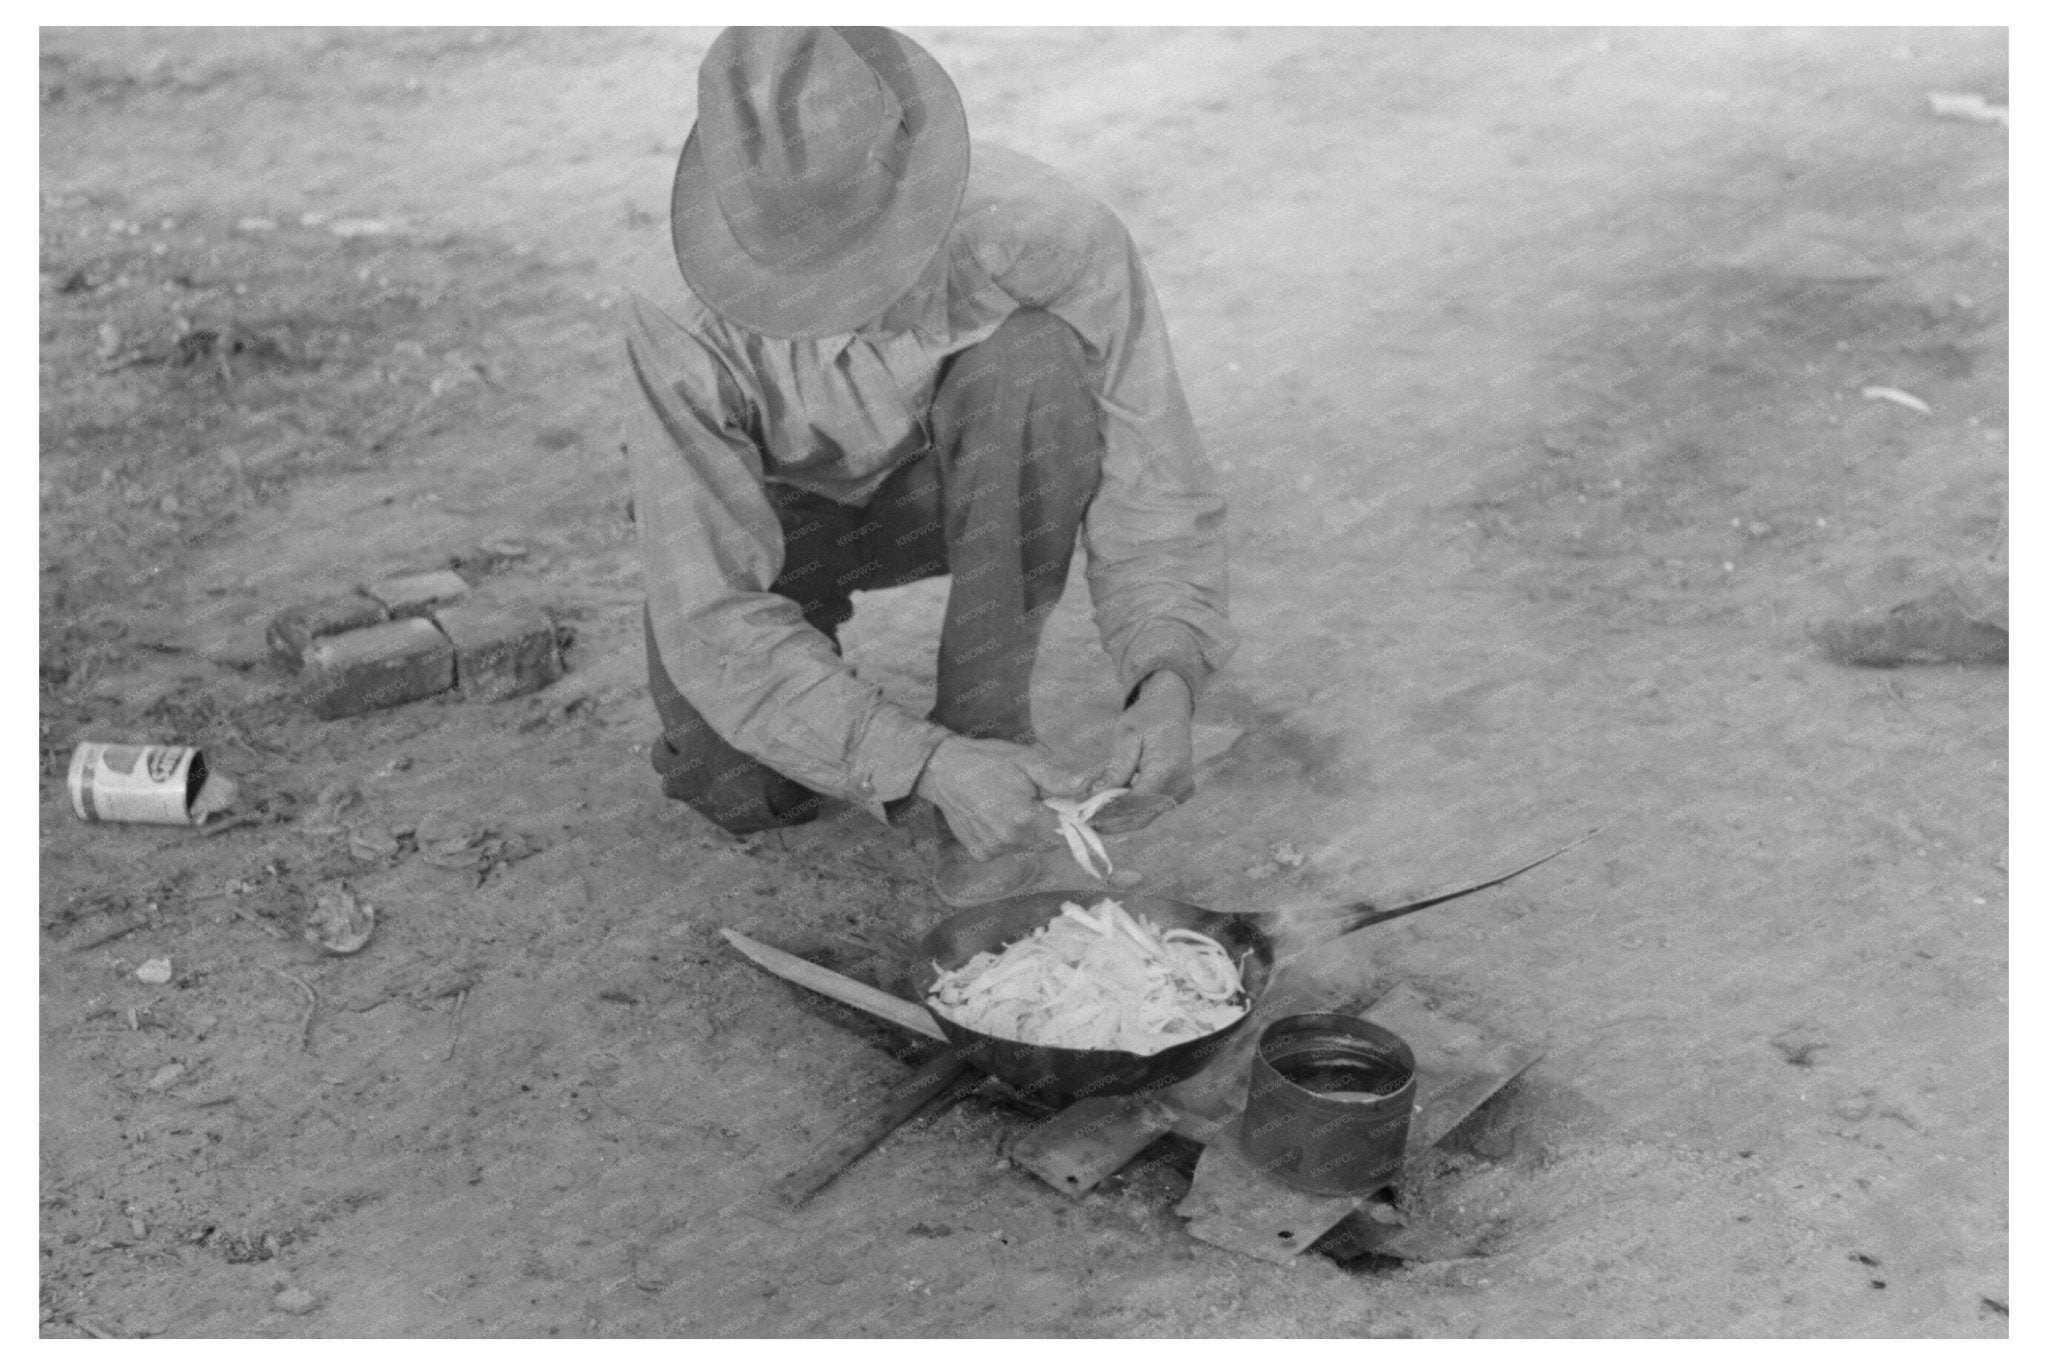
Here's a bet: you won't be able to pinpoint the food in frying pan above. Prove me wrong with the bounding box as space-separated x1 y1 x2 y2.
926 898 1247 1054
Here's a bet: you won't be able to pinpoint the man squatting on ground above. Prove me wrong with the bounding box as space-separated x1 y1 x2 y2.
624 27 1236 906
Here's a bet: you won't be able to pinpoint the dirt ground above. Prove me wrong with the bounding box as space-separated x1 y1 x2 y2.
38 27 2007 1338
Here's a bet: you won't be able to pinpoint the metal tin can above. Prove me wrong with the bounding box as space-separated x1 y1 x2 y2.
67 742 234 826
1240 1013 1417 1196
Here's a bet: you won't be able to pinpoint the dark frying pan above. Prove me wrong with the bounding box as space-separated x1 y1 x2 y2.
907 830 1594 1108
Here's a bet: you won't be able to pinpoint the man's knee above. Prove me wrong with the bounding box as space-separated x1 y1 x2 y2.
942 307 1088 402
981 306 1086 375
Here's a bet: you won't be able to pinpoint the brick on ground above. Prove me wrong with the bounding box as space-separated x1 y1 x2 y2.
362 569 472 619
432 599 563 702
299 617 455 720
266 592 388 671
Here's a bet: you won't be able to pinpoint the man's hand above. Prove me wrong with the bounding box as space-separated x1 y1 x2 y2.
914 736 1090 861
1090 671 1194 835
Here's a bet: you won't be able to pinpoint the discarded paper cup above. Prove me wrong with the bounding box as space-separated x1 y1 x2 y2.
1240 1013 1417 1196
67 742 238 827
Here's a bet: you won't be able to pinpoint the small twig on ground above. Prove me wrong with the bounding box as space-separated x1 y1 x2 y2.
230 903 285 939
269 967 318 1050
444 988 468 1060
198 810 268 837
226 717 288 756
63 915 149 953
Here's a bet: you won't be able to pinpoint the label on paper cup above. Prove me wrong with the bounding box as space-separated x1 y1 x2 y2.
67 743 238 826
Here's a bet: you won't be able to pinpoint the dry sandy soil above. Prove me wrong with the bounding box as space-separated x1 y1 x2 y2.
38 26 2006 1337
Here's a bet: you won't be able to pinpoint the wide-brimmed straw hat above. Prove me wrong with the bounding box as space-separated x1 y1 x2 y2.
670 26 970 339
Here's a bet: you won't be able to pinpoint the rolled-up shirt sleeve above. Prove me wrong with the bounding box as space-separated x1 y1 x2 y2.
979 172 1237 702
624 298 947 818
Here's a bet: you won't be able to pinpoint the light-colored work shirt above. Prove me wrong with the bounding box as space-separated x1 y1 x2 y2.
625 143 1235 820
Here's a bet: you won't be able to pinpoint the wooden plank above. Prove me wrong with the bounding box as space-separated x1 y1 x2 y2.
720 929 947 1041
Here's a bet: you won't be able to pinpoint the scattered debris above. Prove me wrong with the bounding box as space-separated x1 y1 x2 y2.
411 813 542 881
414 813 483 869
329 217 404 238
170 325 291 373
452 539 530 576
299 782 362 836
1771 1034 1826 1068
340 960 482 1014
1813 586 2007 667
444 988 469 1059
66 914 150 954
1859 385 1932 416
146 1062 187 1091
269 967 320 1049
218 1229 290 1263
347 823 402 864
303 881 375 955
230 902 287 939
272 1285 321 1315
1926 91 2008 127
135 957 173 985
196 793 297 838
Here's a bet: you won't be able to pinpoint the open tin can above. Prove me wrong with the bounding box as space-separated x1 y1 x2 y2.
1240 1013 1417 1196
67 742 237 827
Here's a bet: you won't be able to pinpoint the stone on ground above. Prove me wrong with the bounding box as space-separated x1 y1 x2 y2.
265 592 388 670
362 568 473 619
432 599 564 702
299 617 456 719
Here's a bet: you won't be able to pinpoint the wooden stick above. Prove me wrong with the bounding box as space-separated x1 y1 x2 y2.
198 810 267 837
444 988 467 1060
269 967 318 1050
64 915 149 953
766 1050 976 1209
230 903 285 939
719 929 946 1041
